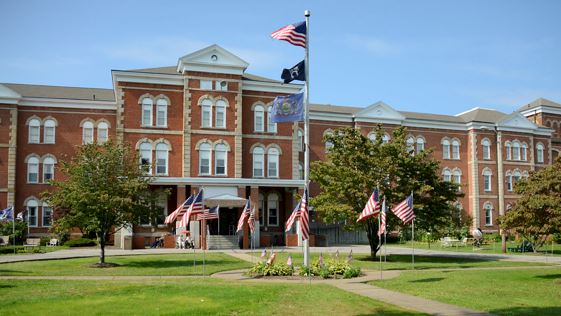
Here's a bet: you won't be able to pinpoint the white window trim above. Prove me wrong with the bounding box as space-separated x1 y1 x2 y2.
42 159 55 183
252 147 265 178
254 106 265 132
26 203 38 227
27 158 39 184
215 100 227 129
43 120 56 144
267 148 279 178
141 99 153 127
156 99 168 128
42 206 53 227
199 144 212 176
214 145 228 176
155 143 169 176
202 103 213 128
28 120 41 144
267 194 279 227
484 203 493 226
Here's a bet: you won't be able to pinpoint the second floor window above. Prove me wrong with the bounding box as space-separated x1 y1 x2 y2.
28 119 40 143
141 98 153 126
442 139 450 159
215 144 227 176
536 143 545 163
267 148 279 178
452 140 460 159
97 122 109 144
139 142 152 173
215 100 226 128
267 105 277 133
155 143 169 176
156 99 168 127
27 157 39 183
82 121 94 144
252 147 265 177
254 105 265 132
43 157 55 182
201 99 212 128
483 169 492 192
199 143 211 175
44 119 56 144
482 139 491 160
42 205 52 227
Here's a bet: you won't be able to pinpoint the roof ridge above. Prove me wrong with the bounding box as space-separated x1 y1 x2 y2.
455 106 498 117
2 82 113 91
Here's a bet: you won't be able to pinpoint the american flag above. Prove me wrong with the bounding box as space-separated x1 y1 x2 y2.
357 188 381 222
179 190 204 228
391 194 415 224
236 199 251 233
248 206 256 234
377 196 386 236
196 206 219 221
300 189 309 241
284 202 301 232
165 194 193 224
271 21 307 48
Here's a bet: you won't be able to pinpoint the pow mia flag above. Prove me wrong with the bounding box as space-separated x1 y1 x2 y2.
281 60 306 84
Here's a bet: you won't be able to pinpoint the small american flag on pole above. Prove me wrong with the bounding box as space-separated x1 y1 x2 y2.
179 190 204 228
196 206 219 221
391 194 415 224
271 21 307 48
377 196 386 236
299 189 309 241
248 206 256 234
236 199 251 233
285 203 301 232
165 195 193 224
357 188 381 222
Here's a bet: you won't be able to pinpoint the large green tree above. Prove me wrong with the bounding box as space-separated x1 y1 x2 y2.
310 127 461 258
498 157 561 252
43 141 152 265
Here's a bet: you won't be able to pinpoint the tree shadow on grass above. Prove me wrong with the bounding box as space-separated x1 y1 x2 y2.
534 274 561 280
121 259 234 269
490 306 561 316
0 269 32 275
358 254 499 270
408 277 445 283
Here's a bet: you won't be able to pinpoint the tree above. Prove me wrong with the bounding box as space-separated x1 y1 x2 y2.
498 157 561 252
43 141 152 265
310 126 461 258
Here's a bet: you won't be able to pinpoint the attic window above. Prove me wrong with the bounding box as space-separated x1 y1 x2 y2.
211 54 218 62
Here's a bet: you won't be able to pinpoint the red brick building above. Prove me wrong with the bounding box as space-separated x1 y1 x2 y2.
1 45 559 248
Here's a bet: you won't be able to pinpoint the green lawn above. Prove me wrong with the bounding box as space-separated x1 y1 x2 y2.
371 267 561 316
250 251 549 270
0 253 250 276
391 241 561 256
0 279 425 315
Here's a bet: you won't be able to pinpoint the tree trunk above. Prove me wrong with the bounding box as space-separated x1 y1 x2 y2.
366 220 380 259
98 232 105 264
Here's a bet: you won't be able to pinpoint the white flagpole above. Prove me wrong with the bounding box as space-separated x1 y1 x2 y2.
12 207 16 255
303 9 311 269
378 213 382 279
412 219 415 270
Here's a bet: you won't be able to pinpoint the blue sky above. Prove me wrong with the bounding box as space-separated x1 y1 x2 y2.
1 0 560 115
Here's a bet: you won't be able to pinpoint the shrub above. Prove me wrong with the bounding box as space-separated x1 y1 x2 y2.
65 238 97 247
299 258 361 279
249 262 293 276
552 233 561 244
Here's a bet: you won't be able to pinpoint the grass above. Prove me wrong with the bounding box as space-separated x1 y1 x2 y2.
392 240 561 256
370 267 561 316
0 253 251 276
250 251 549 270
0 279 426 315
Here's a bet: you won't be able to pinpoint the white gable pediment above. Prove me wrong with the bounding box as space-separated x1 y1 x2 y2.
497 112 538 130
0 84 22 104
355 101 405 123
177 44 249 75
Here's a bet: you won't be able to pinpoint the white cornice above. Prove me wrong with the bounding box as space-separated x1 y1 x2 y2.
0 84 22 104
402 119 467 131
242 80 302 94
354 117 403 125
112 70 183 86
18 97 116 110
521 106 561 117
151 177 305 187
310 111 354 122
177 44 249 76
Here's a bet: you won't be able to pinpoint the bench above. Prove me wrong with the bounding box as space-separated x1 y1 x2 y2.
47 238 59 247
0 236 9 247
24 238 41 250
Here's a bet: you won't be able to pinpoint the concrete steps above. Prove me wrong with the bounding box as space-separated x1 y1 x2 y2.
207 235 238 250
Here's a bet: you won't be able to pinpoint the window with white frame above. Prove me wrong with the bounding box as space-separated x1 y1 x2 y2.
141 98 153 126
483 169 492 192
201 99 213 128
406 137 415 153
252 146 265 177
254 105 265 132
267 147 279 178
536 143 544 163
27 157 39 183
42 204 52 227
214 143 227 176
267 105 277 133
442 139 451 159
453 169 461 184
482 139 491 160
258 193 264 225
155 143 169 175
513 170 522 184
97 122 109 144
267 193 279 226
215 99 226 128
200 80 212 90
506 172 513 191
324 130 334 152
43 157 55 182
505 142 512 160
216 80 228 91
82 121 94 144
156 99 168 127
443 169 451 182
382 133 391 144
368 132 377 142
139 142 152 173
43 119 56 144
452 139 460 159
28 118 40 144
521 143 528 161
199 142 212 175
297 129 304 152
484 203 493 226
512 141 521 160
26 200 38 227
299 163 304 180
416 137 425 152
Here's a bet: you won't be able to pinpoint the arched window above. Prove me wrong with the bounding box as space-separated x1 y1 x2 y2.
254 105 265 132
27 157 39 183
267 147 280 178
139 142 152 173
416 137 425 152
258 193 265 225
483 168 492 192
155 143 169 176
267 105 277 133
443 169 451 182
505 142 512 160
513 170 522 183
214 143 227 176
451 139 460 159
484 202 493 226
215 99 227 128
506 171 513 191
156 98 168 127
42 202 53 227
324 130 334 152
382 133 391 144
297 129 304 152
28 118 40 144
442 139 450 159
97 122 109 144
43 156 55 182
521 143 528 161
512 141 521 160
82 121 94 144
201 98 212 128
536 143 545 163
199 143 212 175
26 199 38 227
406 137 415 153
267 193 279 226
367 132 377 142
453 169 461 184
252 146 265 177
141 98 153 126
299 162 304 180
43 119 56 144
482 139 491 160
